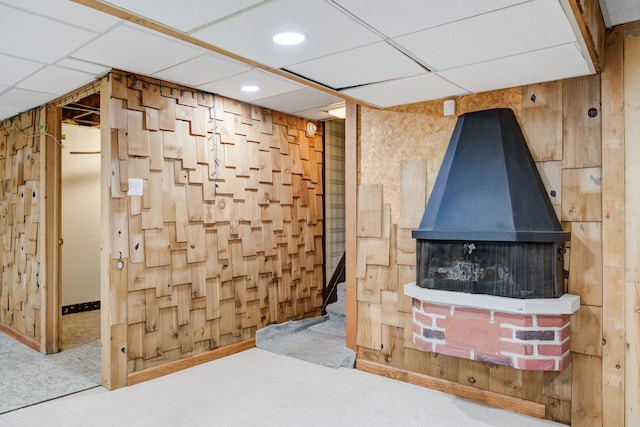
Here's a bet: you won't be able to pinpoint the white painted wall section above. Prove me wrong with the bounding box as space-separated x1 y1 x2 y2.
61 124 101 306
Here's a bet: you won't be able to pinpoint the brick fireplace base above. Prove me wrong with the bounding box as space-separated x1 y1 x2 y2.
405 284 580 371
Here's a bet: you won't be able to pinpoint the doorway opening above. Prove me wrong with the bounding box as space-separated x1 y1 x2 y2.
58 92 101 378
0 90 103 414
323 119 346 309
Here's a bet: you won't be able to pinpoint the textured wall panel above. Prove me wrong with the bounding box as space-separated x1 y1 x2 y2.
0 110 42 340
107 74 324 373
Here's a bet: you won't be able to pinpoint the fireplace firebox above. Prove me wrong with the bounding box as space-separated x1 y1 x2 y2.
416 240 564 298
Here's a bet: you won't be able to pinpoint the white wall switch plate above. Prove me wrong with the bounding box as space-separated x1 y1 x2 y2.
128 178 143 196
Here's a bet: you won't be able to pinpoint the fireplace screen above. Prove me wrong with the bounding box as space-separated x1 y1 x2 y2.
416 240 564 299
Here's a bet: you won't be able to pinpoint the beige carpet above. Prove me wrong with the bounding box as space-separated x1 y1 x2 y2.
0 348 566 427
0 311 101 414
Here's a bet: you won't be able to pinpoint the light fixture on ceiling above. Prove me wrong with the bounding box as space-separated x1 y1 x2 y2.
241 85 260 93
272 31 306 46
327 106 346 119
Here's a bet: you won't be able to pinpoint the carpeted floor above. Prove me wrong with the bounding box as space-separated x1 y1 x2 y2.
256 315 356 369
0 310 101 414
0 348 566 427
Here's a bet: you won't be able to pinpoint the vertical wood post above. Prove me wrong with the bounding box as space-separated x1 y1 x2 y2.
601 25 625 427
345 101 358 350
100 76 128 389
624 29 640 427
41 105 62 354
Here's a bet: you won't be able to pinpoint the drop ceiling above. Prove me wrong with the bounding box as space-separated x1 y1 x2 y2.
0 0 638 123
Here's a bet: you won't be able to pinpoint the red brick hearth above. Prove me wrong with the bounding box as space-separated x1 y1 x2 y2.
405 284 580 372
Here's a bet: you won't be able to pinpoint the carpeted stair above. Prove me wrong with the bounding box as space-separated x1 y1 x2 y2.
308 281 346 337
256 282 355 369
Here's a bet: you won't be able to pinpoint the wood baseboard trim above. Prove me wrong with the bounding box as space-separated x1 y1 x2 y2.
127 338 256 386
356 359 546 420
0 323 41 352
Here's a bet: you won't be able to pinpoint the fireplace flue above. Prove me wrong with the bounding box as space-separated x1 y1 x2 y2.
412 108 569 299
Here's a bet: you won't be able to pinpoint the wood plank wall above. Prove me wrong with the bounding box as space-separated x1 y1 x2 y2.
527 57 605 427
0 109 44 346
354 28 634 421
623 28 640 427
102 72 324 383
601 26 625 427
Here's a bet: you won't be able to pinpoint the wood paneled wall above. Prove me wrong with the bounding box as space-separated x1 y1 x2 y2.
623 28 640 427
0 110 43 347
354 26 634 425
102 73 324 386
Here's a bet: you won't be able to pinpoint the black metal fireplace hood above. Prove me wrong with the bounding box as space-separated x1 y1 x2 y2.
413 108 569 243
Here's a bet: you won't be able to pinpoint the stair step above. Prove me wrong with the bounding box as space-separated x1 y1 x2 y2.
326 301 345 323
256 316 328 342
326 281 346 322
256 315 354 369
307 319 346 338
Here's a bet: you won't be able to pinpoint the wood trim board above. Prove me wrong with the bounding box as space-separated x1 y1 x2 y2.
356 359 546 420
0 322 41 352
42 105 62 355
345 101 358 350
623 29 640 427
128 339 256 386
600 25 626 427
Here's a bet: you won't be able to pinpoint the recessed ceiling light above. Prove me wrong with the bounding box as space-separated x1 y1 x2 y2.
241 85 260 92
272 31 306 46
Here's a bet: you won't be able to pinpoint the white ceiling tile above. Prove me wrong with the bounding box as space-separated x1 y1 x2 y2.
192 0 382 68
0 54 43 86
252 87 343 115
0 88 57 110
153 54 251 87
0 105 21 121
55 58 111 75
16 66 95 95
342 73 468 108
393 0 577 70
333 0 528 37
198 69 304 102
286 42 426 89
0 5 97 64
104 0 265 32
71 24 203 75
2 0 121 32
0 0 623 122
438 44 592 93
599 0 640 27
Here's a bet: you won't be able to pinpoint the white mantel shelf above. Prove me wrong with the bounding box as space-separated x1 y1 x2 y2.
404 283 580 315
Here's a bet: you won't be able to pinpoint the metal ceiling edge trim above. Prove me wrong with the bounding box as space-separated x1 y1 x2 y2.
71 0 380 110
